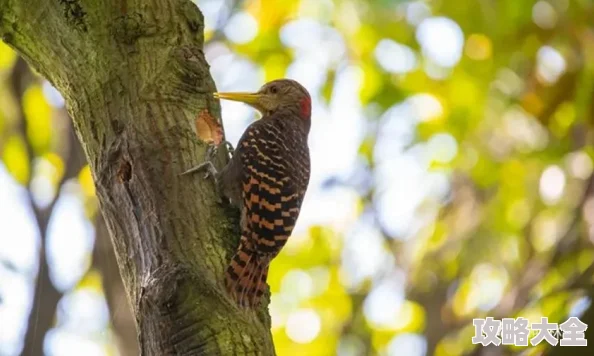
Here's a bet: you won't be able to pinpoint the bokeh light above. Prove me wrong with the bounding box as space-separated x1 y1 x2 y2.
2 0 594 355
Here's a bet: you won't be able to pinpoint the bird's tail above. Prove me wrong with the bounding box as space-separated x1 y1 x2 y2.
225 238 270 307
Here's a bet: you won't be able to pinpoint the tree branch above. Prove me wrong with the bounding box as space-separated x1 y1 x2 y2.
92 215 139 356
6 57 83 356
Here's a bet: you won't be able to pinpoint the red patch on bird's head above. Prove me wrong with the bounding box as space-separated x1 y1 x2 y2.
300 96 311 119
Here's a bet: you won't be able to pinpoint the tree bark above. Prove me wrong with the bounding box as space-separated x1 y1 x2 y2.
1 1 275 355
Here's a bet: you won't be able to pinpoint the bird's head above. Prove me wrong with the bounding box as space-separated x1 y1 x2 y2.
214 79 311 120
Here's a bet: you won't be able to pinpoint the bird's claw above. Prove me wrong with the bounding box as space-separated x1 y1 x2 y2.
202 168 214 180
207 141 235 161
180 161 218 181
205 145 218 162
181 142 233 201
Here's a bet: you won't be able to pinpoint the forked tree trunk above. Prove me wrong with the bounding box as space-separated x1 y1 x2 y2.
0 1 274 354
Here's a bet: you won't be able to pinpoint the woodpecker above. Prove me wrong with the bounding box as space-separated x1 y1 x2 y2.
184 79 311 307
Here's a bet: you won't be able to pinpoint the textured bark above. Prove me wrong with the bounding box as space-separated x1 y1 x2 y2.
1 1 274 355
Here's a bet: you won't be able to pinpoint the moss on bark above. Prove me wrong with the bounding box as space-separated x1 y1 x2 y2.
0 0 275 354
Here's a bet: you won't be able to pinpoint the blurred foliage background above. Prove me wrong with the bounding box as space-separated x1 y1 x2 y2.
2 0 594 355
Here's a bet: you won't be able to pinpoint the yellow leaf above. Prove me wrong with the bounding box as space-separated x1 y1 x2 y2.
247 0 299 32
23 85 52 153
0 42 16 70
333 1 361 36
394 300 426 333
451 279 472 317
78 269 103 292
78 165 96 197
264 53 291 82
359 63 382 104
435 336 465 356
371 329 395 351
521 91 544 116
42 152 65 185
447 75 479 109
0 110 4 136
550 101 576 138
2 135 30 184
203 29 214 43
427 221 447 251
351 25 379 58
465 34 492 60
399 69 429 93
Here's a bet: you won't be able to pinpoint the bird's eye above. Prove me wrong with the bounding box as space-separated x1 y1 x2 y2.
269 86 278 94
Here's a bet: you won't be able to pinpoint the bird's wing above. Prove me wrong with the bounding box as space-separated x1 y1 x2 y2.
225 116 310 305
239 119 308 257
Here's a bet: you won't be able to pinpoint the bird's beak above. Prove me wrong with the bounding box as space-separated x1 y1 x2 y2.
213 92 262 107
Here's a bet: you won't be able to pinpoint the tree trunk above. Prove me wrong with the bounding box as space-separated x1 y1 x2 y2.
1 1 275 354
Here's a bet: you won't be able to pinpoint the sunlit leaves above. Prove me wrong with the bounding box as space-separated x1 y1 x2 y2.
42 153 65 184
565 150 593 180
506 200 532 230
359 63 383 105
78 165 95 198
470 154 499 188
375 39 419 75
351 24 380 59
263 52 292 82
357 135 375 165
320 69 335 104
23 85 52 154
531 210 570 252
465 34 493 61
77 269 103 293
2 135 30 184
395 300 426 333
446 74 481 113
434 325 478 356
271 265 351 356
78 165 99 218
532 1 559 30
246 0 300 32
453 264 509 317
0 42 16 70
549 101 576 138
209 0 594 353
2 0 592 354
29 153 66 207
416 17 464 68
427 133 458 166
